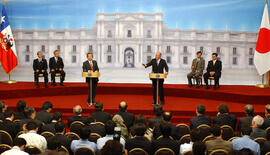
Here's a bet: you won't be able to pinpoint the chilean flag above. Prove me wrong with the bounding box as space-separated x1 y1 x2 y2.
0 5 17 74
255 2 270 75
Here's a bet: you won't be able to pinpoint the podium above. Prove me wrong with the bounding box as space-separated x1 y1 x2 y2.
82 72 100 105
149 73 167 104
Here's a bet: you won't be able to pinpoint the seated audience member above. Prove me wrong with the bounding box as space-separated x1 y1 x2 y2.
125 123 152 154
190 104 211 130
19 121 47 152
180 128 201 154
41 136 62 155
116 101 135 129
21 107 43 131
148 104 163 129
261 140 270 155
97 120 125 150
192 142 206 155
70 127 97 153
41 112 62 134
1 138 29 155
131 114 153 141
14 100 27 120
99 140 124 155
262 104 270 129
251 115 266 139
112 114 128 139
0 109 18 139
0 101 7 120
67 105 87 127
213 103 237 130
54 121 72 153
238 104 254 132
85 116 106 137
240 148 256 155
35 101 53 124
205 125 233 154
232 127 260 155
151 122 180 155
91 102 111 124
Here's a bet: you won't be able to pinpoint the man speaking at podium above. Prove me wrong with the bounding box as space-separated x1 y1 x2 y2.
142 52 169 105
83 52 99 106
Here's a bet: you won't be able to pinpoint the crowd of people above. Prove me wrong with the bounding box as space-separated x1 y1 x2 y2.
0 100 270 155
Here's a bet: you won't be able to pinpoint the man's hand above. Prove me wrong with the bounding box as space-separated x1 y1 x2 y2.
41 70 45 72
210 72 215 76
36 69 39 72
165 72 168 75
51 69 55 72
142 63 146 67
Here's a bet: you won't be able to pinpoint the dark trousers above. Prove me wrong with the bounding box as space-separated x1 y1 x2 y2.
152 79 164 103
51 70 65 84
203 72 220 86
87 78 98 103
34 71 48 84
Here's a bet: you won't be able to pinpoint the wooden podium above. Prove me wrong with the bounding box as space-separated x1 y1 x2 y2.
82 72 100 106
149 73 167 104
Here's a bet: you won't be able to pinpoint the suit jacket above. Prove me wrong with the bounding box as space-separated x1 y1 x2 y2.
33 58 48 71
41 122 57 134
54 133 72 153
125 136 152 155
0 119 18 139
49 56 64 71
14 112 26 120
238 116 253 132
191 58 205 75
206 60 222 77
90 111 111 124
82 60 99 82
151 137 180 155
251 127 266 139
148 116 163 129
261 141 270 155
116 111 135 129
35 110 52 124
145 58 169 74
213 113 237 130
20 118 43 133
86 123 106 137
205 138 233 154
67 115 87 127
262 116 270 130
190 114 211 130
153 122 179 140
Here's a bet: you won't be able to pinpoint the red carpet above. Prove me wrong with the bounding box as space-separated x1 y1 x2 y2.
0 82 269 125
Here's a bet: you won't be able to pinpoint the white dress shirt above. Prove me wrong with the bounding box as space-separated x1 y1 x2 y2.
179 142 193 155
156 59 160 65
18 130 47 152
70 139 97 153
96 134 125 150
1 146 29 155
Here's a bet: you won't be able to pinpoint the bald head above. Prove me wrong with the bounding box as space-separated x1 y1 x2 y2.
155 52 162 60
119 101 127 112
73 105 82 116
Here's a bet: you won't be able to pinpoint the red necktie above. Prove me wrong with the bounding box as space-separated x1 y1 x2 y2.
90 63 93 71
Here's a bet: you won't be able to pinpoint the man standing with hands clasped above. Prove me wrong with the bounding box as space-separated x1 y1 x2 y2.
142 52 169 105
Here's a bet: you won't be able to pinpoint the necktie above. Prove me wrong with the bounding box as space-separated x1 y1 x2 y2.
90 62 93 70
213 61 216 65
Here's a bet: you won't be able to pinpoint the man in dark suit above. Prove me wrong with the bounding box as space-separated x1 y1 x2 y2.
213 104 237 130
262 104 270 129
0 110 18 139
0 101 7 120
148 104 163 129
203 53 222 90
14 100 26 120
85 116 106 137
20 107 43 133
54 121 72 153
41 112 62 134
125 123 152 154
116 101 134 129
142 52 169 105
238 104 254 132
83 52 99 106
35 101 53 124
49 50 65 86
33 51 48 88
90 102 111 124
190 104 211 130
67 105 87 127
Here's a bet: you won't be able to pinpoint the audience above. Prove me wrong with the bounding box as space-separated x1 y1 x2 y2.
70 126 97 153
116 101 135 129
41 111 62 133
205 125 233 154
21 107 43 131
91 102 111 124
53 121 72 153
97 120 125 150
0 109 18 139
18 121 47 152
1 138 29 155
98 140 124 155
180 128 201 154
14 100 27 120
262 104 270 130
213 103 237 130
151 122 180 155
85 116 106 137
131 114 153 141
232 127 260 155
251 115 266 139
41 136 62 155
148 104 163 129
0 101 8 120
238 104 254 132
112 114 128 139
192 142 206 155
35 101 53 124
125 123 152 154
261 140 270 155
190 104 211 130
67 105 87 127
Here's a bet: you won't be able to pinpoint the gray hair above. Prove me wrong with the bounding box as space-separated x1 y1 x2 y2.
253 115 264 127
244 104 254 116
73 105 82 115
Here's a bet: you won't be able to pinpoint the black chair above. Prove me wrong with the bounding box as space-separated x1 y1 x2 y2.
209 149 228 155
182 150 193 155
266 127 270 141
179 134 191 145
70 121 85 135
254 137 267 149
228 137 240 142
221 125 234 141
202 135 216 143
0 144 11 154
0 130 13 146
65 132 80 141
88 133 101 143
129 148 149 155
197 124 211 140
176 123 190 140
58 145 69 153
41 131 55 140
74 147 95 155
154 148 175 155
24 145 42 154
